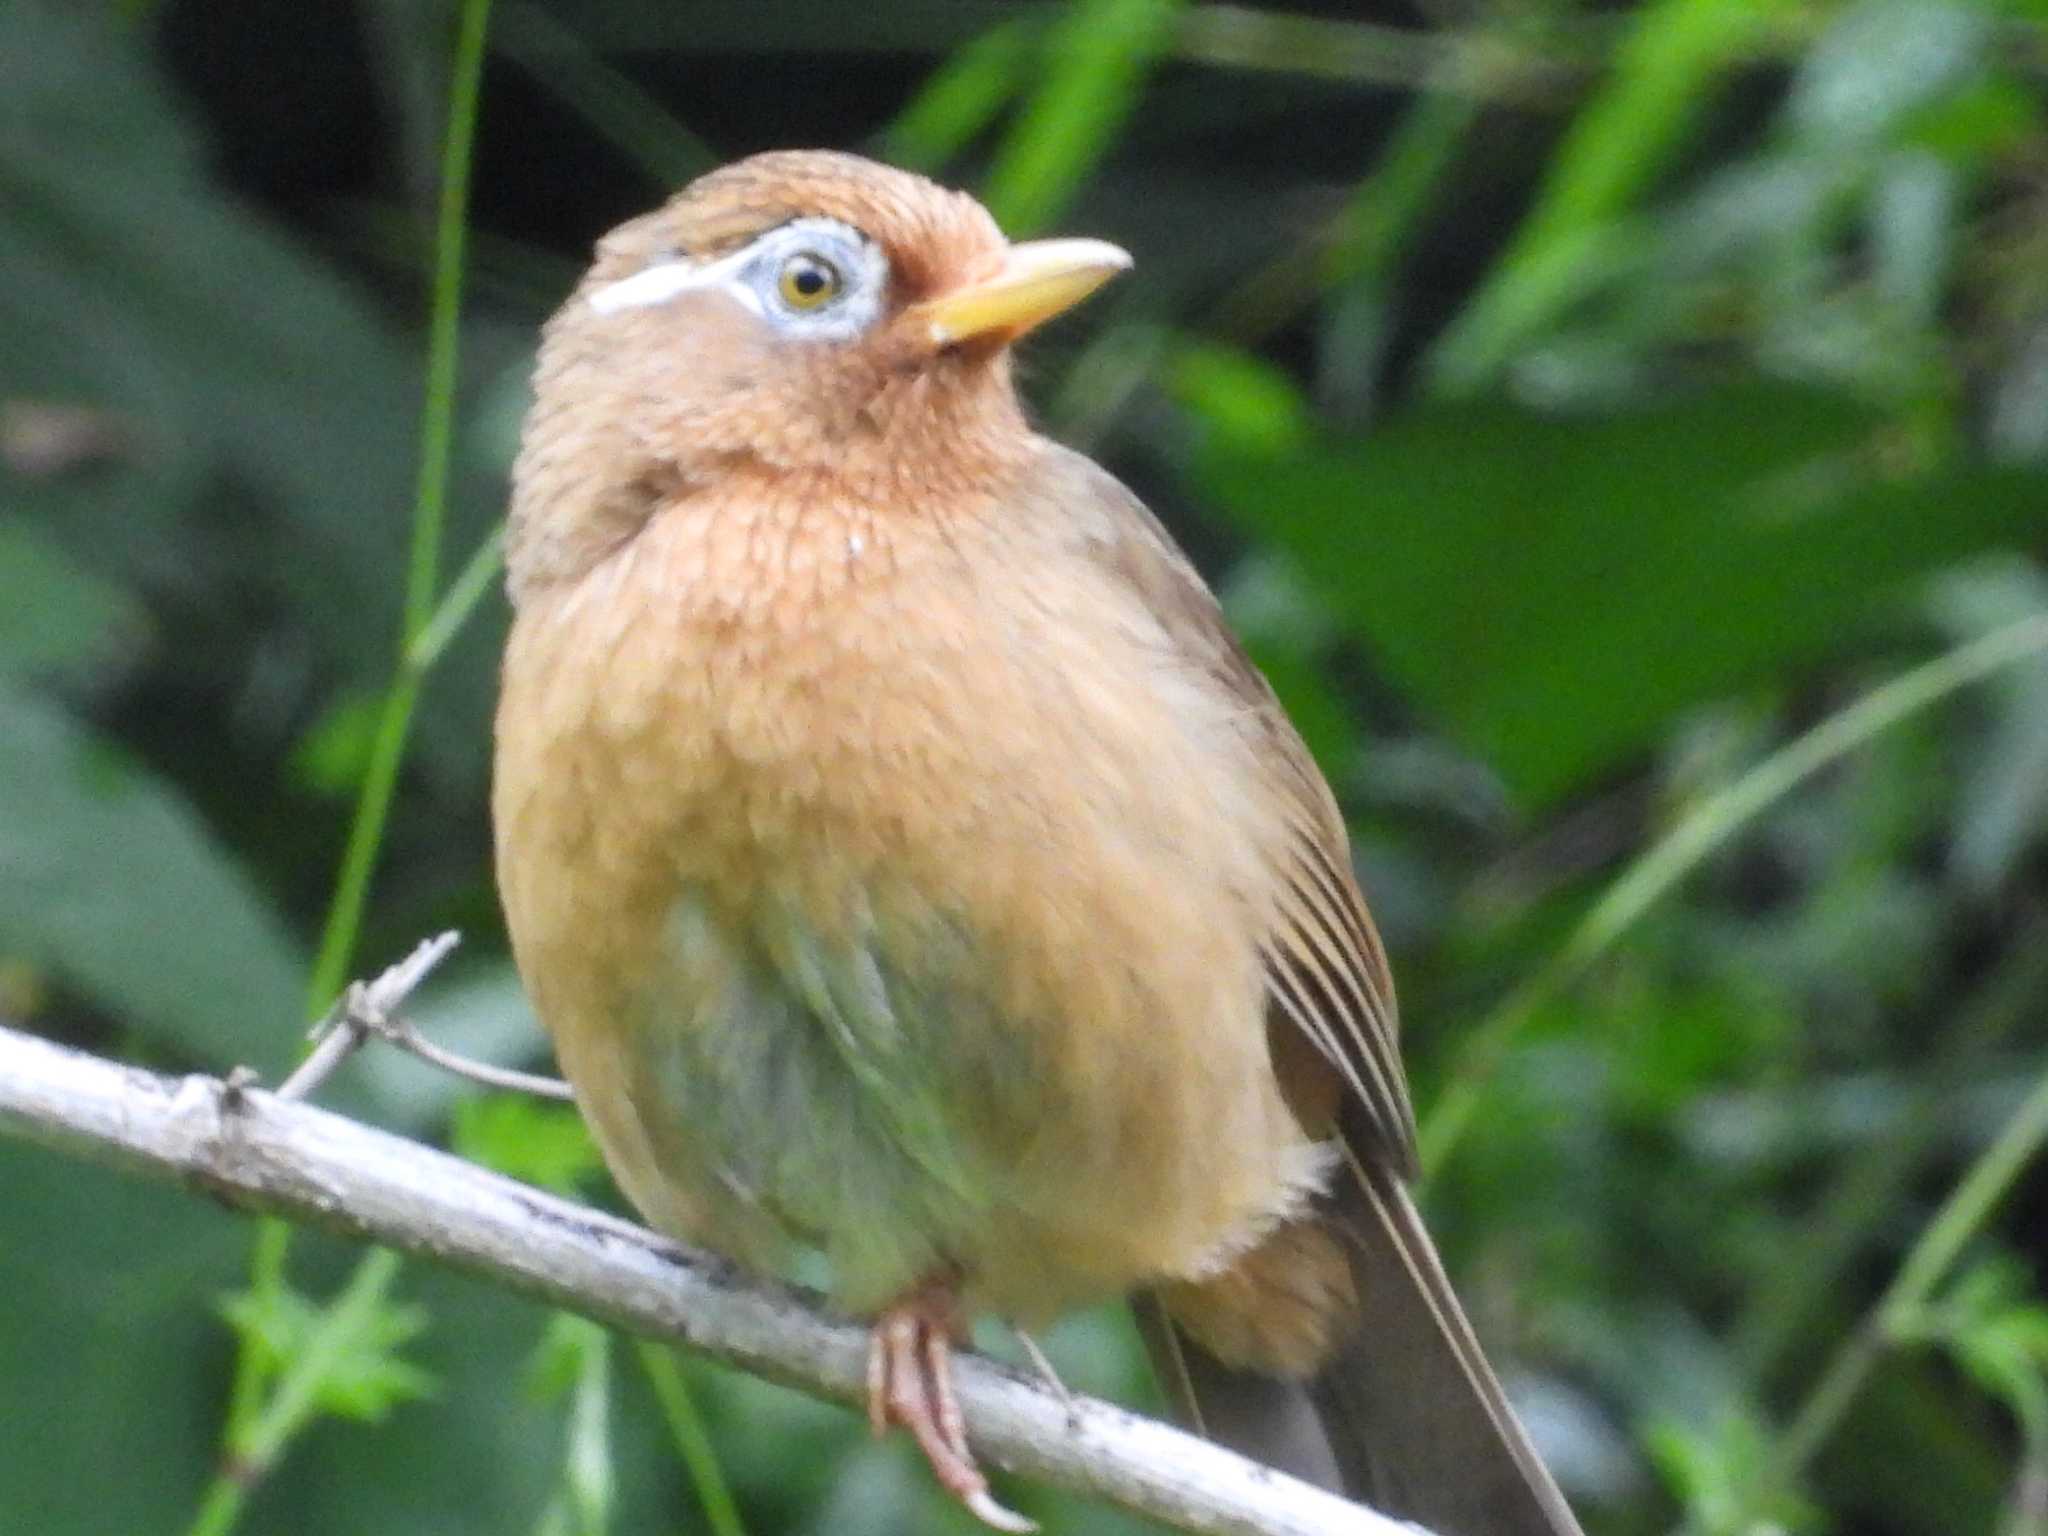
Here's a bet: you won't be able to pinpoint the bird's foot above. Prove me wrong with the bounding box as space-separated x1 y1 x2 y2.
866 1284 1034 1532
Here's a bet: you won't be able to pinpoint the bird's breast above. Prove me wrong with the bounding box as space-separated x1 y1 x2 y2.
501 478 954 864
493 474 1323 1314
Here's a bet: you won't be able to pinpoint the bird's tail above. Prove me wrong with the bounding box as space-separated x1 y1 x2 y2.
1140 1162 1583 1536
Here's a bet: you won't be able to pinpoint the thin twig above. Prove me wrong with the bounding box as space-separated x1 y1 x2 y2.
280 932 574 1104
0 1022 1420 1536
281 932 460 1099
365 1017 576 1102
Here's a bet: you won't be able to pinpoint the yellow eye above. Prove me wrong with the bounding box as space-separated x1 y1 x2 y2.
777 252 843 310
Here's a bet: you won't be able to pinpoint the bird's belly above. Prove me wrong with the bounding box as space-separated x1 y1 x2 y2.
601 879 1329 1323
618 888 1045 1312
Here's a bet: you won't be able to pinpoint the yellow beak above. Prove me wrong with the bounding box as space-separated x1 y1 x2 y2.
912 237 1132 347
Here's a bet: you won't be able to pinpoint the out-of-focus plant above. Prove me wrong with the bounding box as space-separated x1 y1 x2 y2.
3 1 2046 1534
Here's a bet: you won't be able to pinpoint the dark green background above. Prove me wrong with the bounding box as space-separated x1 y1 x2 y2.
5 1 2048 1533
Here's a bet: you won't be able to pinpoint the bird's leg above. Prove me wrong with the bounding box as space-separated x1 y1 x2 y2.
865 1279 1034 1533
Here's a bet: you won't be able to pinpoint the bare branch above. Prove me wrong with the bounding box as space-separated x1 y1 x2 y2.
0 1020 1424 1536
282 932 574 1103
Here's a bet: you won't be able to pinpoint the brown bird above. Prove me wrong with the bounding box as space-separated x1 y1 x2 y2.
494 149 1582 1536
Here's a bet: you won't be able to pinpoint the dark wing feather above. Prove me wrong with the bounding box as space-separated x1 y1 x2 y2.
1048 444 1417 1174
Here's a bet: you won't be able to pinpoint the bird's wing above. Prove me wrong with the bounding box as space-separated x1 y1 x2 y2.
1045 445 1418 1174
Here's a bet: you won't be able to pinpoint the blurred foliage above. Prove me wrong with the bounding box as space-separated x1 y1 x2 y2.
4 1 2048 1534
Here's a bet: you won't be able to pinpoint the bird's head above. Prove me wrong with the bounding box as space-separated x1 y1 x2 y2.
508 150 1129 599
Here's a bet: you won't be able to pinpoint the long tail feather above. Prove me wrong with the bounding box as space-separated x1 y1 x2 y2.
1133 1292 1345 1490
1142 1163 1583 1536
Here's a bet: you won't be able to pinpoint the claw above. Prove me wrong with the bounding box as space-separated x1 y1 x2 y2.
964 1488 1038 1533
867 1282 1033 1532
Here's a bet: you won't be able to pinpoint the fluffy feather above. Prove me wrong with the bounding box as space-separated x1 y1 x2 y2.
495 149 1581 1536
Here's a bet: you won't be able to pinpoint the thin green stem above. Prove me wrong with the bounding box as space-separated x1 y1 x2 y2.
1746 1062 2048 1522
303 0 494 1018
187 1252 408 1536
218 1220 294 1449
184 1475 244 1536
1421 613 2048 1175
1881 1068 2048 1331
1729 941 2048 1375
248 1250 409 1468
405 0 493 641
565 1326 616 1535
198 7 496 1535
304 675 425 1018
408 525 506 674
311 523 505 1007
1211 44 1483 349
635 1342 749 1536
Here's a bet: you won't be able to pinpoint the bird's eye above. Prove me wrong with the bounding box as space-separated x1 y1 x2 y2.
776 253 843 311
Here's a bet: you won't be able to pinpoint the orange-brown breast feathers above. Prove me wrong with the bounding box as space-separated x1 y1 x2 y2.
496 449 1338 1321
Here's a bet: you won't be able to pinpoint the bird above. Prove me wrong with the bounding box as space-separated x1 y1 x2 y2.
493 148 1583 1536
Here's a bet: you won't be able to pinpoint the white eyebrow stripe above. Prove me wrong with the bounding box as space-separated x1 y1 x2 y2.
587 244 762 316
588 260 702 314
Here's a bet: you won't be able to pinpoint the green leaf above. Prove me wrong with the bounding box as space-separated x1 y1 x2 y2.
528 1314 610 1403
1643 1407 1819 1535
1430 0 1798 390
979 0 1183 234
0 0 485 785
1869 152 1955 328
527 1316 615 1536
882 18 1036 172
1911 1257 2048 1444
1902 74 2044 160
218 1282 435 1424
452 1095 603 1197
0 1141 249 1536
1191 383 2048 805
0 522 145 681
245 1252 636 1536
0 681 303 1071
1928 563 2048 890
1168 341 1312 457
